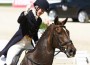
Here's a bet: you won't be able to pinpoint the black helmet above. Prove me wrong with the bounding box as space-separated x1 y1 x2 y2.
34 0 49 12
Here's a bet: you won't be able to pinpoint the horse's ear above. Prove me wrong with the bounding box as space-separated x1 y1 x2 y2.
61 17 68 25
54 16 59 25
54 16 68 25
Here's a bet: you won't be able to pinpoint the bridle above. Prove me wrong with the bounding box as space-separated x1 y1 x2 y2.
53 25 72 56
26 25 72 65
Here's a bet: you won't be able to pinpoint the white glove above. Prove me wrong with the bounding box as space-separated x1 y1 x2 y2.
24 4 31 15
24 0 36 15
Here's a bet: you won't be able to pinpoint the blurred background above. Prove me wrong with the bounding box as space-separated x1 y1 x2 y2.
0 0 90 65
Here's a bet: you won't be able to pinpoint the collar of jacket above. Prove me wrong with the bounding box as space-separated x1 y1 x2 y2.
32 8 39 21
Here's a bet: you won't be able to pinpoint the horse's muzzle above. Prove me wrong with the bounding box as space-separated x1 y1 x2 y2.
65 48 76 58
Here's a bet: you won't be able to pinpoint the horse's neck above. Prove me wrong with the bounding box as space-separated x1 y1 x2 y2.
34 25 55 57
35 26 54 54
35 36 55 55
32 39 55 65
30 35 55 65
29 25 55 64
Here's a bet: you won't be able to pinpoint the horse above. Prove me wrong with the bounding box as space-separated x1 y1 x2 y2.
11 17 76 65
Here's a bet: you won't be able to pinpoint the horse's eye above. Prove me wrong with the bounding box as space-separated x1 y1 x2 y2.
58 32 61 34
56 26 61 30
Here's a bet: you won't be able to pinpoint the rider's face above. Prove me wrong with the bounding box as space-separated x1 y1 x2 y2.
36 7 45 16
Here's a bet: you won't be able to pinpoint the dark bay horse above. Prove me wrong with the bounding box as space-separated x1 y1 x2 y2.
12 17 76 65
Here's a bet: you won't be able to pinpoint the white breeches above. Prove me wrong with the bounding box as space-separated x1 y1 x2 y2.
5 36 34 65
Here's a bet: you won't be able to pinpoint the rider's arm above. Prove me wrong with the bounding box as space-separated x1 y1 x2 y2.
17 11 27 23
17 2 33 24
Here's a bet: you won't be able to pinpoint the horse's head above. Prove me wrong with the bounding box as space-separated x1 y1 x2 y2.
52 16 76 58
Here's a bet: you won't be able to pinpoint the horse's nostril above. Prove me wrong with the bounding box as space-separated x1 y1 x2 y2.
70 49 73 53
71 49 76 56
69 49 75 56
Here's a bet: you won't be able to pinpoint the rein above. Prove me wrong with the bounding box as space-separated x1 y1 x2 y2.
54 50 61 56
54 40 72 56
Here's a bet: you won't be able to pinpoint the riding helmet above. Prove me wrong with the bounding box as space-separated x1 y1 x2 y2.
34 0 49 12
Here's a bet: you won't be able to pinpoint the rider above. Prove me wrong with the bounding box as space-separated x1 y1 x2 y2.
0 0 49 65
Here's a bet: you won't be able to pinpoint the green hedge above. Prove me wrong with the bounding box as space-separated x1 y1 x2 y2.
40 23 48 29
0 3 12 6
